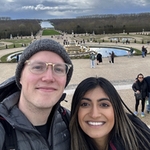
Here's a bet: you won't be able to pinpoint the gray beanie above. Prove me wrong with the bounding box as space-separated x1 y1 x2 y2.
15 39 73 89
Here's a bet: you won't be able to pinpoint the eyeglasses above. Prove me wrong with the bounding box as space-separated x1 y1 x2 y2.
25 60 72 76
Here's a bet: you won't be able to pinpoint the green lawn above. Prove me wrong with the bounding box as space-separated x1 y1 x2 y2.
0 39 32 50
42 29 62 35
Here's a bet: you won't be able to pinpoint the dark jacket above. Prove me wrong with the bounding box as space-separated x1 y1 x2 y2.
144 76 150 92
90 54 95 60
0 77 70 150
132 79 148 99
110 113 150 150
97 53 102 62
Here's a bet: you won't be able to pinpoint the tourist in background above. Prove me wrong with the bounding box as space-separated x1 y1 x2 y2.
16 54 20 63
90 52 95 68
142 46 145 58
144 76 150 114
108 52 112 63
130 47 134 57
111 51 115 63
145 47 147 57
70 77 150 150
96 53 102 65
132 73 148 117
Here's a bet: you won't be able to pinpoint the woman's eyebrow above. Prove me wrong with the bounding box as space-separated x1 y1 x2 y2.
98 98 110 102
81 97 91 101
82 97 110 102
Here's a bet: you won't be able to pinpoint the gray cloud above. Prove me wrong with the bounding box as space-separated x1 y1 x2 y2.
0 0 150 19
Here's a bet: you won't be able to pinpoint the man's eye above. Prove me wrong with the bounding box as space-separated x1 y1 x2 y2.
55 67 64 73
32 65 44 70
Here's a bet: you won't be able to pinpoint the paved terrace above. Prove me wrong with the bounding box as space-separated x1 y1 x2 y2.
0 33 150 127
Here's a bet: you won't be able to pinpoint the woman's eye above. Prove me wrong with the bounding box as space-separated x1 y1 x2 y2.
80 103 89 107
100 103 110 107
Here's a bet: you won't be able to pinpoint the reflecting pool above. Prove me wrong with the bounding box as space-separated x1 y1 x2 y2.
109 37 133 41
40 21 54 28
90 47 128 57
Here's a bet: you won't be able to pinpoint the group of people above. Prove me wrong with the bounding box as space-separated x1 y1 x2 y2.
0 39 150 150
90 52 103 68
108 51 115 63
90 51 114 68
132 73 150 117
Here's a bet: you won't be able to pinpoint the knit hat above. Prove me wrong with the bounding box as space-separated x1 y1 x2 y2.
15 39 73 89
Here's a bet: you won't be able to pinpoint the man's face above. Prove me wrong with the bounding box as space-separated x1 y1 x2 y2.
19 51 67 111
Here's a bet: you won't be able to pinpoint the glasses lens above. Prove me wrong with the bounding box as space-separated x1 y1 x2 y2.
53 63 67 75
30 61 46 74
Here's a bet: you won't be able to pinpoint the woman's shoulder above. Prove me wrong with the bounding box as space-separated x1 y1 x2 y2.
127 113 150 132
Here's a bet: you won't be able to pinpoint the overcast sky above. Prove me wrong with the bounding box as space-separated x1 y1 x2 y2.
1 0 150 19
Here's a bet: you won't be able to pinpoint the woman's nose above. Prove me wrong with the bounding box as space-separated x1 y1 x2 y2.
90 107 101 118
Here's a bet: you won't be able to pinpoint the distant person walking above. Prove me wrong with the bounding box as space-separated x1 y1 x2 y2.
111 51 115 63
96 53 102 65
132 73 149 117
108 52 112 63
145 47 147 57
130 47 134 57
142 46 145 58
90 52 95 68
16 54 19 63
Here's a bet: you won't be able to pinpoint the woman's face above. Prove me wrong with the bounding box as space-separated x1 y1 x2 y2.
138 75 144 82
78 86 115 144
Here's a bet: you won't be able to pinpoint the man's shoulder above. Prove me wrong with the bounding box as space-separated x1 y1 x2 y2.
0 115 17 149
0 120 5 147
0 76 20 102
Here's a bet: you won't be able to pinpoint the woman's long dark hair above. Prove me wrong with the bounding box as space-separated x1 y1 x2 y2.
69 77 150 150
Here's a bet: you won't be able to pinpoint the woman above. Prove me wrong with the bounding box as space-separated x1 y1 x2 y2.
70 77 150 150
97 53 102 65
111 51 115 63
108 53 112 63
132 73 148 117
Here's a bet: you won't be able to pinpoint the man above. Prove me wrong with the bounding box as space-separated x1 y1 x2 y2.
142 46 145 58
90 52 95 68
0 39 73 149
144 76 150 114
130 47 133 57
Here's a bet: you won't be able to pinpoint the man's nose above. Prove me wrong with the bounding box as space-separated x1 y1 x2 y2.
41 66 55 81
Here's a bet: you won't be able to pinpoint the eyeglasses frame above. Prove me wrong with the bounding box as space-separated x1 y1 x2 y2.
25 60 72 75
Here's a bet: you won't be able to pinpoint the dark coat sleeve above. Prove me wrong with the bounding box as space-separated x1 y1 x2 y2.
132 83 137 92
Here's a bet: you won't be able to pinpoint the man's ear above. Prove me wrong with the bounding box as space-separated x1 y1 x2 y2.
20 76 22 85
20 79 22 85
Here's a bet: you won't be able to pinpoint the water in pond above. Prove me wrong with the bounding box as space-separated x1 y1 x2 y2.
90 48 128 57
110 37 133 41
40 21 54 28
